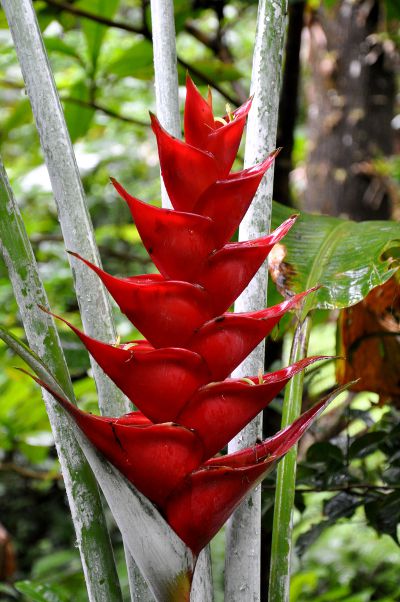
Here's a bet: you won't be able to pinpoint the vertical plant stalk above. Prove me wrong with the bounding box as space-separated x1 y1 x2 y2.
150 0 180 209
150 2 213 598
0 159 122 602
225 1 288 600
269 316 312 602
0 2 149 598
1 0 127 417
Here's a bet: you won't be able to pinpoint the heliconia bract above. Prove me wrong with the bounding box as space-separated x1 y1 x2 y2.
36 75 331 558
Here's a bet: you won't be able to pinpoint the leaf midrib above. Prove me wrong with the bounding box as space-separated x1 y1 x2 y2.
301 220 350 319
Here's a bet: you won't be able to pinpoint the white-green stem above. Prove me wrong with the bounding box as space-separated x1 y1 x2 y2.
0 0 148 597
150 1 213 598
150 0 180 210
269 317 311 602
0 0 127 417
226 1 288 600
0 158 122 602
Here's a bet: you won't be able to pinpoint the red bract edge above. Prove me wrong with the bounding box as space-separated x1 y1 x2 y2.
34 76 332 557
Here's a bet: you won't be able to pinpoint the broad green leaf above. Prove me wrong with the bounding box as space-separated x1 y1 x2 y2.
271 201 400 316
0 10 9 29
105 39 154 80
34 3 63 31
385 0 400 20
63 80 95 142
365 491 400 543
15 581 67 602
2 98 32 135
323 492 360 520
77 0 120 76
44 37 82 61
348 431 388 459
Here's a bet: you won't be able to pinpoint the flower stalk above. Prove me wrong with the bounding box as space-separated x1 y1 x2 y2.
269 316 312 602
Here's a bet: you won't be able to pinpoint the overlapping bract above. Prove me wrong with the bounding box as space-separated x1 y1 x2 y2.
44 76 329 556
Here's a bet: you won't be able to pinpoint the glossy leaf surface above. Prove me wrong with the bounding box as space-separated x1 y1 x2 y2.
270 202 400 315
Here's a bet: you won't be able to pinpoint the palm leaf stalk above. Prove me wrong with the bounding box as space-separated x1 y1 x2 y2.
0 0 127 416
0 158 123 602
149 1 214 598
0 0 145 596
226 1 289 599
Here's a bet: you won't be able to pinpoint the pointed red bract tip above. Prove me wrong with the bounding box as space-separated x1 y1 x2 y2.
193 151 280 246
187 289 314 380
184 75 215 149
151 112 219 212
165 388 341 555
112 178 219 281
176 355 329 460
22 370 206 508
192 230 289 310
67 251 223 348
52 313 212 422
206 103 251 178
183 75 252 178
205 393 335 470
165 462 268 556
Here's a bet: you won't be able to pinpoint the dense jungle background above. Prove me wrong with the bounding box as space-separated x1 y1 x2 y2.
0 0 399 600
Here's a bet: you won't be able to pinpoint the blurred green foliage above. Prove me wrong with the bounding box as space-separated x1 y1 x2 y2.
0 0 399 600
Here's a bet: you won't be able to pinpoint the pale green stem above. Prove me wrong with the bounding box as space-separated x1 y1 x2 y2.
225 1 288 600
0 0 145 596
269 316 312 602
150 1 213 598
150 0 180 210
0 158 123 602
0 0 127 417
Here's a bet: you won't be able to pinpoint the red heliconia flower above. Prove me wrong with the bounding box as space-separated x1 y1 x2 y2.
26 371 203 507
175 356 328 459
30 76 334 563
165 394 331 556
68 217 295 346
150 91 253 211
26 359 328 538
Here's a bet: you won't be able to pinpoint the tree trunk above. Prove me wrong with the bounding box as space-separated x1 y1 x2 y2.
303 0 395 220
273 1 306 207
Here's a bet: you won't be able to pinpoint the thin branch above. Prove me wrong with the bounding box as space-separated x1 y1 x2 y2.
38 0 241 105
62 96 150 126
36 0 146 34
184 19 247 104
0 79 150 126
0 462 62 481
